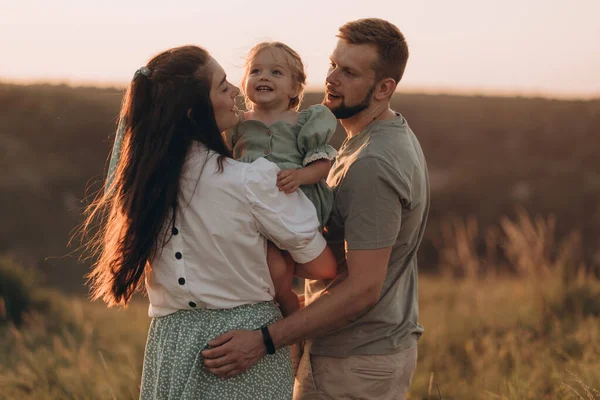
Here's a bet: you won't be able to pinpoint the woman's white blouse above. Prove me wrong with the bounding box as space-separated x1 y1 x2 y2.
146 144 326 317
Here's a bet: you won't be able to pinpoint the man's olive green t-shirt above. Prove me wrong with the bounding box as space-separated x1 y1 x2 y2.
305 113 430 357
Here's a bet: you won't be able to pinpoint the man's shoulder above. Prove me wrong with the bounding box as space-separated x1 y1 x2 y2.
356 123 423 170
368 115 419 152
342 116 427 196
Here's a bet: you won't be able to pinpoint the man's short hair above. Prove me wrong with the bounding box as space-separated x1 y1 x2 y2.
337 18 409 84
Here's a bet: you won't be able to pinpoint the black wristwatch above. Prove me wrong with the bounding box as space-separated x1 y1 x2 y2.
260 325 276 355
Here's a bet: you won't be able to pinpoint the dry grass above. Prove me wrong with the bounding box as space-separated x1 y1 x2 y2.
415 210 600 399
0 295 148 400
1 213 599 399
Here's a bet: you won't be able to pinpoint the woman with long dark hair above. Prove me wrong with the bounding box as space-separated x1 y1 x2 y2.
82 45 335 399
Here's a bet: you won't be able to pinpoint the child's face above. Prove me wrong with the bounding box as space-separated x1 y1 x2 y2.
245 48 296 110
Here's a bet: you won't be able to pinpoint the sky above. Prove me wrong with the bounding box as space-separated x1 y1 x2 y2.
1 0 599 98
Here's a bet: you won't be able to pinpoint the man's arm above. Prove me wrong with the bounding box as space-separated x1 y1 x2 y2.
202 246 391 378
271 246 391 339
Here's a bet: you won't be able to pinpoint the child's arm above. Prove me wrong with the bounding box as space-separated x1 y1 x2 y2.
276 159 332 194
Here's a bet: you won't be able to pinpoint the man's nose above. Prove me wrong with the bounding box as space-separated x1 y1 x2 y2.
326 68 339 85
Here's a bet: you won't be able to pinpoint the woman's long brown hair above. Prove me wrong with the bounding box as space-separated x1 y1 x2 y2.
81 45 232 307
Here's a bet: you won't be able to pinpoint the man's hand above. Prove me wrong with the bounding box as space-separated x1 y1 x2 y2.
277 169 304 193
202 329 266 378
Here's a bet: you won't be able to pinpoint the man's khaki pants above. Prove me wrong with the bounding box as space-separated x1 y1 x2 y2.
293 344 418 400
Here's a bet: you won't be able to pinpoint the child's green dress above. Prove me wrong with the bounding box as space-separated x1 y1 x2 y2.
229 104 337 227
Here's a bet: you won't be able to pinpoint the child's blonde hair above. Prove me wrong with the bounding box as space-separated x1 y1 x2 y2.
241 42 306 111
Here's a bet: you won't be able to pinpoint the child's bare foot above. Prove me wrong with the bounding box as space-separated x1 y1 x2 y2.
291 342 303 376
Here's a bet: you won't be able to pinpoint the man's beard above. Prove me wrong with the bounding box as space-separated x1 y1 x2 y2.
323 84 375 120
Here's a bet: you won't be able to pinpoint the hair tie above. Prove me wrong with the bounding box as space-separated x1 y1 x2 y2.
105 117 125 193
134 66 151 79
105 66 153 193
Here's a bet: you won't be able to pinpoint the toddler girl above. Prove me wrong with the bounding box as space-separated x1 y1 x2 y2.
226 42 338 368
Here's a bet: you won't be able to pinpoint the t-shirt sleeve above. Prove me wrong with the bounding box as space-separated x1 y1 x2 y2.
337 157 410 250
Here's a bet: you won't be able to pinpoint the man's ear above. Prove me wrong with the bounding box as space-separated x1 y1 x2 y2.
187 108 193 120
374 78 397 101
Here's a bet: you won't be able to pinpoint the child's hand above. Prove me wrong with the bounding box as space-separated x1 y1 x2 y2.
277 169 303 194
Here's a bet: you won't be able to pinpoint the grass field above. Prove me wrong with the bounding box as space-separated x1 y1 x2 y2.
1 83 599 398
2 214 599 399
1 83 599 292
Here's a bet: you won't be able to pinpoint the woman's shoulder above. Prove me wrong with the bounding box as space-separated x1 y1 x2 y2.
183 143 243 176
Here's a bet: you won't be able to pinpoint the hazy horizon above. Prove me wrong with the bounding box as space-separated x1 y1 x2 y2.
2 0 599 100
3 77 598 101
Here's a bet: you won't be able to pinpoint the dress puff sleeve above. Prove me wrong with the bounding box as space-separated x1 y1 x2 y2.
295 104 338 167
244 158 327 263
